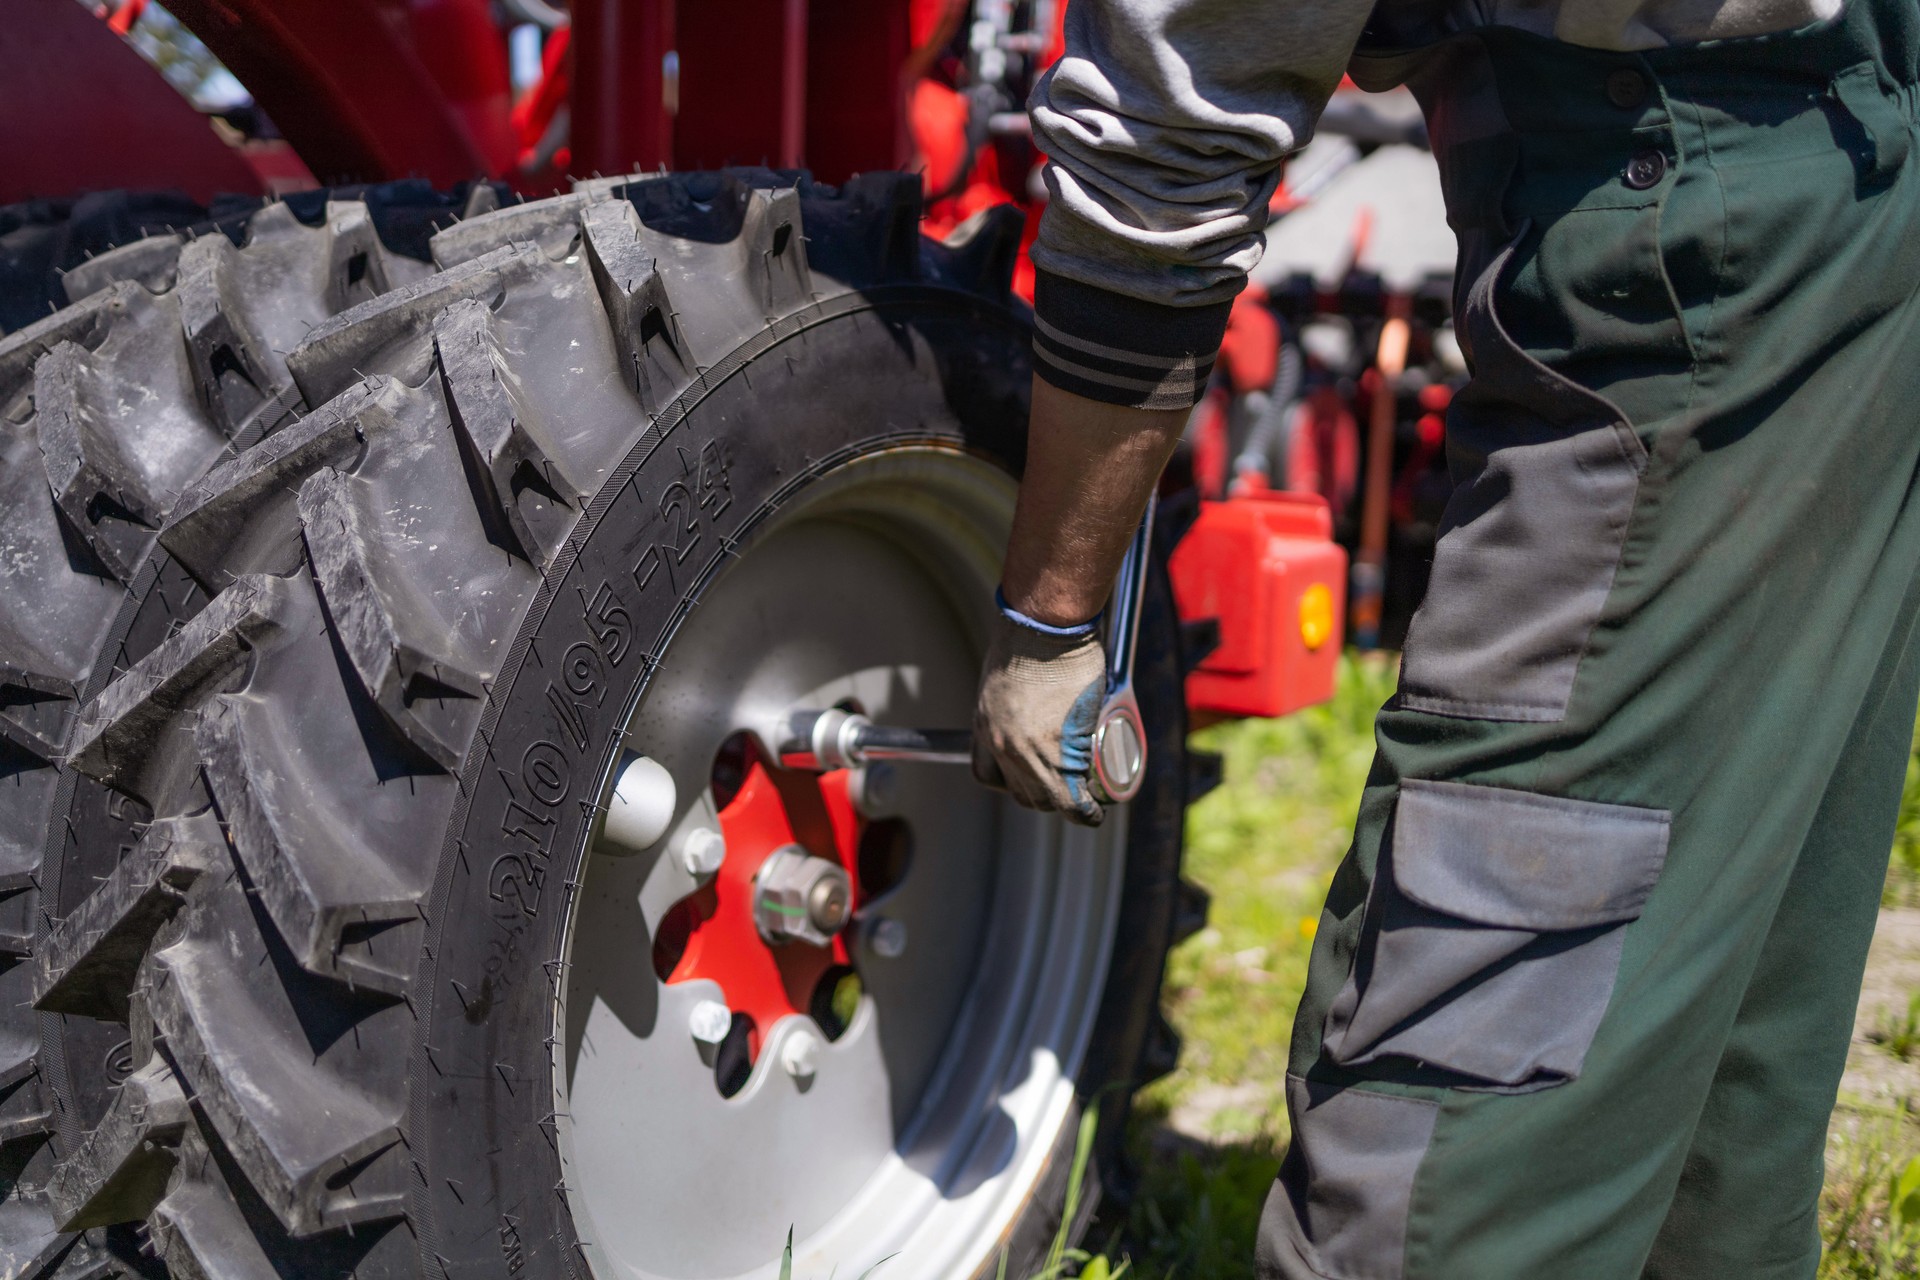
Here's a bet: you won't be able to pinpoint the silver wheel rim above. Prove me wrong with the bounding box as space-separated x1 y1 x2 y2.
554 447 1128 1280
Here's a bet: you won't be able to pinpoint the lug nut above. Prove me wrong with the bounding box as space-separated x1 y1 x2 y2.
678 827 726 879
688 1000 732 1046
781 1029 820 1081
868 916 908 959
754 846 854 947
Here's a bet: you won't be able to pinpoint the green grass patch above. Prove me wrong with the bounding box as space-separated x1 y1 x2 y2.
1822 1103 1920 1278
1874 992 1920 1064
1146 653 1396 1127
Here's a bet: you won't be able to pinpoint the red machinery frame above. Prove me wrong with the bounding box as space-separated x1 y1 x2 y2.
1 0 922 203
6 0 1353 729
3 0 263 204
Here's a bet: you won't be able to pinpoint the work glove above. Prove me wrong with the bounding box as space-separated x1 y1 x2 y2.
972 594 1108 826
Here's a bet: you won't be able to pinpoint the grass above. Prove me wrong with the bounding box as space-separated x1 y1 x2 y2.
1875 992 1920 1064
1080 652 1920 1280
1891 716 1920 906
1821 1106 1920 1278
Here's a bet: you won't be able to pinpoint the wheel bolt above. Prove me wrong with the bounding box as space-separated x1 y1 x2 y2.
782 1029 820 1081
868 916 908 959
688 1000 732 1045
754 846 854 947
808 875 851 933
853 761 896 816
678 827 726 879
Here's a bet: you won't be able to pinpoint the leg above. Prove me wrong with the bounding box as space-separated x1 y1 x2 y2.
1644 594 1920 1278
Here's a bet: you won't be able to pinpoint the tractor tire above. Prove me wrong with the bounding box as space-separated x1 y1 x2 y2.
0 192 207 335
0 182 508 336
16 170 1216 1279
0 184 500 1279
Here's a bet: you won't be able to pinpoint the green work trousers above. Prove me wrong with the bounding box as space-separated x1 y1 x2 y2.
1259 5 1920 1277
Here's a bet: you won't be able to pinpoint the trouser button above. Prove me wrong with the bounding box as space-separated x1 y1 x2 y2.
1624 150 1668 190
1606 67 1649 109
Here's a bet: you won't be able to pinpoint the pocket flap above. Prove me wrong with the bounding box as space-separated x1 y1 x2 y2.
1830 61 1912 183
1394 780 1670 930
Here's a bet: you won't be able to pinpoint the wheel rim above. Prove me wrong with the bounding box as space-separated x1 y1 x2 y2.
554 447 1128 1280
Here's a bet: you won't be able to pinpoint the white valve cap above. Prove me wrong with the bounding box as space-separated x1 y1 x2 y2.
688 1000 733 1045
605 755 676 852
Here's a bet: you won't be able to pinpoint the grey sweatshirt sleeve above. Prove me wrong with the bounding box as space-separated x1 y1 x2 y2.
1028 0 1375 408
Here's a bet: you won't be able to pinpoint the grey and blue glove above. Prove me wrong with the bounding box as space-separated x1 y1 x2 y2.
971 591 1108 827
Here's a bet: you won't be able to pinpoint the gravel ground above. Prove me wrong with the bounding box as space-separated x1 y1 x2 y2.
1844 909 1920 1111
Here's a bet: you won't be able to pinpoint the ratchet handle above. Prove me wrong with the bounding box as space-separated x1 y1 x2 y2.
851 722 973 763
782 709 972 769
783 706 1140 806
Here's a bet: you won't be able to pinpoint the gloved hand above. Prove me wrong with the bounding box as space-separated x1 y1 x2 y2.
972 594 1109 826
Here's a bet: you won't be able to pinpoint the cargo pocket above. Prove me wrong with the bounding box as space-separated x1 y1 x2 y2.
1323 779 1670 1089
1397 226 1652 723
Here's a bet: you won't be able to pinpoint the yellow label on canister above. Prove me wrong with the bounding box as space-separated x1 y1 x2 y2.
1299 583 1334 651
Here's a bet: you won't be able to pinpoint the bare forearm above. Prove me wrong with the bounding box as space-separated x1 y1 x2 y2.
1001 376 1186 627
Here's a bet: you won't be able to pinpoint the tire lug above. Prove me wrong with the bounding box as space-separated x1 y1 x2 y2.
688 1000 733 1046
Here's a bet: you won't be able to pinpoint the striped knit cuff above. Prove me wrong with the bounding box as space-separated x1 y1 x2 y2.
1031 271 1234 411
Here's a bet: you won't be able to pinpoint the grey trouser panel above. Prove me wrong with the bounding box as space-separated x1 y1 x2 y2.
1261 3 1920 1277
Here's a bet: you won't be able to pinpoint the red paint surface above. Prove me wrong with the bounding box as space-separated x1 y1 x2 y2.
1286 385 1361 515
165 0 510 186
2 0 262 203
1169 494 1348 726
1217 287 1280 395
805 0 913 182
674 0 809 171
664 761 863 1060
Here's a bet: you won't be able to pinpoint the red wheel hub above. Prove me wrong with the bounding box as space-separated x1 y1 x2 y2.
657 756 865 1061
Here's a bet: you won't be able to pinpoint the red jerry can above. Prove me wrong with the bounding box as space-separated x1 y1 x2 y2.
1168 493 1348 727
